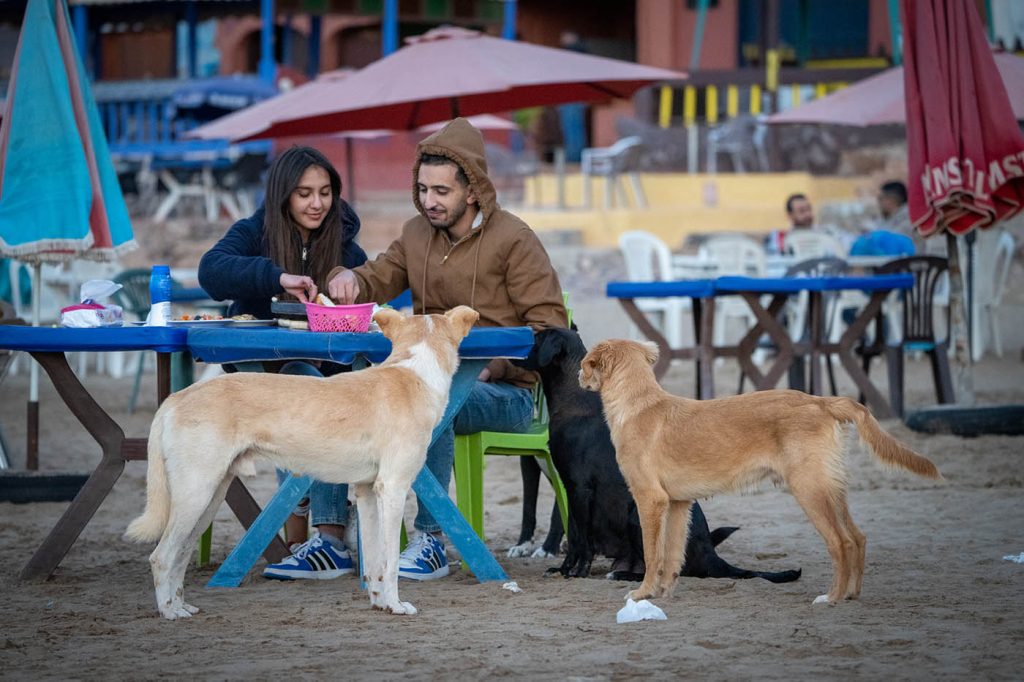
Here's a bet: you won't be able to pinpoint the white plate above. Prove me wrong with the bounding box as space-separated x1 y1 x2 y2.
168 319 276 328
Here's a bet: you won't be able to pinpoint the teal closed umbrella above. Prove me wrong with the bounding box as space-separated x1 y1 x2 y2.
0 0 136 466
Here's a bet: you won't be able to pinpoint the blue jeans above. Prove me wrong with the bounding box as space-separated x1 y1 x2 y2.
414 380 534 534
234 360 350 528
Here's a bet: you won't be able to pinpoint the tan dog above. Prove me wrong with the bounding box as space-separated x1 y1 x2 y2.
127 306 478 619
579 339 941 605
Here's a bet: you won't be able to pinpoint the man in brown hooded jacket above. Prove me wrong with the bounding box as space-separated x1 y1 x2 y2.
330 117 569 580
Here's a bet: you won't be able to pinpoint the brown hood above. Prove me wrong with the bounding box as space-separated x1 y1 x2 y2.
412 117 498 224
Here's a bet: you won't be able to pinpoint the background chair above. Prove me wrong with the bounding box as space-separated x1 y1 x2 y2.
697 234 764 349
866 256 954 418
785 230 845 260
972 229 1015 360
705 114 770 173
781 256 849 395
0 300 24 469
581 136 647 209
617 231 687 349
111 269 153 413
452 299 573 547
111 268 185 413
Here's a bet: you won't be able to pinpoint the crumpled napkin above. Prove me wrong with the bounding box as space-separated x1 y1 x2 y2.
60 280 123 328
616 598 667 623
1002 552 1024 564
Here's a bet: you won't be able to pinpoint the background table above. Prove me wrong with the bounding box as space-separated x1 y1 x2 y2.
607 274 914 417
183 325 535 588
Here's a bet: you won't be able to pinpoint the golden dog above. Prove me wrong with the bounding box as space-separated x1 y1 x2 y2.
127 306 478 619
579 339 941 605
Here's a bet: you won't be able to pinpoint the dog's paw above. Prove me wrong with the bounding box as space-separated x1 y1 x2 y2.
506 542 534 558
530 546 556 559
626 588 656 602
812 594 834 605
384 601 418 615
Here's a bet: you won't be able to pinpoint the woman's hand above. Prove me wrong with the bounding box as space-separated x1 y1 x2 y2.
328 270 360 304
280 273 317 302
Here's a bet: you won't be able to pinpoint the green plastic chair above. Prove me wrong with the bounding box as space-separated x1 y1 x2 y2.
110 269 153 414
452 296 572 542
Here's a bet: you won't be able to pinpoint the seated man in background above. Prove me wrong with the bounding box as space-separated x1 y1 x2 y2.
875 180 924 252
765 193 817 254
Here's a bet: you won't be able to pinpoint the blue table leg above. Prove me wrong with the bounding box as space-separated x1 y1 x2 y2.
206 475 312 588
206 358 507 588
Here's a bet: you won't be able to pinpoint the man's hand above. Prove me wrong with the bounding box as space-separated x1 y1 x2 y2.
280 273 317 303
328 270 360 304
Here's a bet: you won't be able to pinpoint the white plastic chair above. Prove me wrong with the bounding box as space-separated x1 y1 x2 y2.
618 231 687 349
6 260 72 377
698 234 764 349
581 136 647 210
785 230 844 260
976 230 1015 359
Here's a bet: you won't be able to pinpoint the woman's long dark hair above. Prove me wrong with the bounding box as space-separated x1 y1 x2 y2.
263 146 344 296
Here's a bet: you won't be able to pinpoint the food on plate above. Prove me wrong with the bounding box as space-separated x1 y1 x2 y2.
178 312 224 321
231 314 256 320
315 293 336 307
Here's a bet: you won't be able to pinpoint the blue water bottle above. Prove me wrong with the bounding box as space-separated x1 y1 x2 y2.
148 264 172 326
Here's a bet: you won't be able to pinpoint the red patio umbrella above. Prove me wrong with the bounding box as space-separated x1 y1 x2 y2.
767 52 1024 127
902 0 1024 404
191 26 685 141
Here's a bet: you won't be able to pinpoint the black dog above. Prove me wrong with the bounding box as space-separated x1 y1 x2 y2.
515 327 801 583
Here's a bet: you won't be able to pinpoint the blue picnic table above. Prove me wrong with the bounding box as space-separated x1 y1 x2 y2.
607 274 914 418
0 321 532 581
185 325 533 587
0 323 534 585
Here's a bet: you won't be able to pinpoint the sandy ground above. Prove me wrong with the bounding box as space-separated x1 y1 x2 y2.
2 252 1024 679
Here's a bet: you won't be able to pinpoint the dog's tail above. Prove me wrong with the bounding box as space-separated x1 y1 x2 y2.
827 397 942 480
125 408 171 543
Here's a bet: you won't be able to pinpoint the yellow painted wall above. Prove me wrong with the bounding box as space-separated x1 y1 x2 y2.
519 172 875 248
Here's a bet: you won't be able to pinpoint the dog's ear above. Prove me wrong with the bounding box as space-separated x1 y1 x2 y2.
445 305 479 339
512 327 571 371
373 307 404 338
579 347 603 390
639 341 659 366
534 328 568 369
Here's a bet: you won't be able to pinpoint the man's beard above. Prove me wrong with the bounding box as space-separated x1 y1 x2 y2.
427 201 467 230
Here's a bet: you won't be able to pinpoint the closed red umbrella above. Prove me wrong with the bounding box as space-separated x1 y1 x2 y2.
902 0 1024 404
192 26 685 141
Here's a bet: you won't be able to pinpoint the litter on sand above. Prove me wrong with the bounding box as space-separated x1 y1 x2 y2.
616 598 667 623
1002 553 1024 563
502 581 523 593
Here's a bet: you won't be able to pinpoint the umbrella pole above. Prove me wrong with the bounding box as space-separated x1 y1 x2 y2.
27 261 40 470
346 137 356 210
945 231 975 406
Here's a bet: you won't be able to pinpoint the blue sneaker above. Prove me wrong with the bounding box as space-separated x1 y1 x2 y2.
398 532 449 581
262 532 354 580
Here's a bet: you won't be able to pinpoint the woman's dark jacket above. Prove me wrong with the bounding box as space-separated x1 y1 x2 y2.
199 201 367 320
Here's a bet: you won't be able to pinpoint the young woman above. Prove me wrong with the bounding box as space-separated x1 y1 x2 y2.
199 146 367 580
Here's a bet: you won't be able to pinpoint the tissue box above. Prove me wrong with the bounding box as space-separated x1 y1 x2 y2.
60 302 124 328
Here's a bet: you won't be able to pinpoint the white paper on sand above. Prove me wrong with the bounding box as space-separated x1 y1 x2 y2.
502 581 522 593
1002 552 1024 563
616 598 667 623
